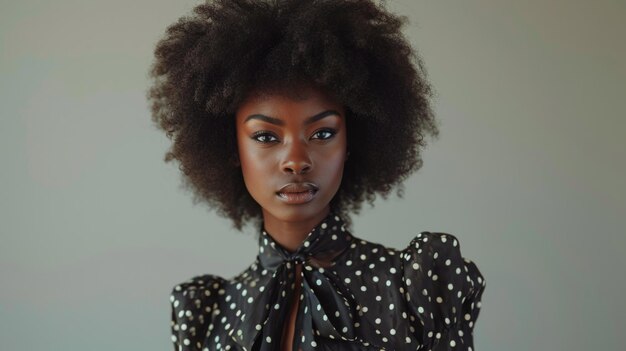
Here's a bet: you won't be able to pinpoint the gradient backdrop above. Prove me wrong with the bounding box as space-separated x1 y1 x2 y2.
1 0 624 350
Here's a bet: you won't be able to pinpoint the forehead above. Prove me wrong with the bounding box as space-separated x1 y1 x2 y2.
235 86 344 122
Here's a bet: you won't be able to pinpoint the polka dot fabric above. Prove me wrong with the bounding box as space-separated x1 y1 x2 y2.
170 213 486 350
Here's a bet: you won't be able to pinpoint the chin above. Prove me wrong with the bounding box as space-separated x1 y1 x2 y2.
266 203 330 223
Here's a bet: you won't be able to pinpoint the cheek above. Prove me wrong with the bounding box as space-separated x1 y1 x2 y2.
326 153 346 184
319 140 347 185
238 144 274 193
236 136 254 184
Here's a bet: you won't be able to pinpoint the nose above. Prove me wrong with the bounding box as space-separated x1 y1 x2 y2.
281 140 312 175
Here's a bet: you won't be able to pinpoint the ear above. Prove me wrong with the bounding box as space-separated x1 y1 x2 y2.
345 150 350 162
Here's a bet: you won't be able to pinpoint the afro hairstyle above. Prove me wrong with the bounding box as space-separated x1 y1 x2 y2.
147 0 439 231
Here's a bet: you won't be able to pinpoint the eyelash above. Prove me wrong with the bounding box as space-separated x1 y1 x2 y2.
251 129 337 144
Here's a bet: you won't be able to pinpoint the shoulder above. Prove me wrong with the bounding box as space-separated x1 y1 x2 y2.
329 232 485 348
170 258 263 309
400 231 486 343
169 274 228 319
169 274 228 349
170 273 227 302
401 231 485 291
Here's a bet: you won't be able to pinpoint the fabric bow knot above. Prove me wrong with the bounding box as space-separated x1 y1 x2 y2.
231 213 359 351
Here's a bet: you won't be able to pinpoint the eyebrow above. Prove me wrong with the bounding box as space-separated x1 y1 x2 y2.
244 110 341 126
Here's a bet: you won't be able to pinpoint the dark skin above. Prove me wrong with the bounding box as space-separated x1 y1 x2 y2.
235 86 348 251
235 85 348 350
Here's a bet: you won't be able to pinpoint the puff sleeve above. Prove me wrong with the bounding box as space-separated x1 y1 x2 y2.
169 275 224 351
401 232 486 350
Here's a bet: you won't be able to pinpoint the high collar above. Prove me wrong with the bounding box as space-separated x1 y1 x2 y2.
257 212 352 271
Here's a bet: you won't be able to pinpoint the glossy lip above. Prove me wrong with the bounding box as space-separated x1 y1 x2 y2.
276 182 319 204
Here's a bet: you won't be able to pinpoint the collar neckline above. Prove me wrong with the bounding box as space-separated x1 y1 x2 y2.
257 212 352 270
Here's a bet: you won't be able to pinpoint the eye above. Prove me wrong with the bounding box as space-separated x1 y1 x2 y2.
311 129 336 140
251 131 279 144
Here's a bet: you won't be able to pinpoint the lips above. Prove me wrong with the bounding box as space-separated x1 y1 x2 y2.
276 182 319 204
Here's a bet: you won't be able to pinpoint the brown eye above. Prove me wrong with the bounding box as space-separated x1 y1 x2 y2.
251 131 279 143
311 129 336 140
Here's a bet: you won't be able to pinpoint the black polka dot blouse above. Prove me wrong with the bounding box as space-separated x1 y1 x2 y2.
170 212 486 350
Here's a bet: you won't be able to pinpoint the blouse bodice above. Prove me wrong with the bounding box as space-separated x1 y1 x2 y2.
169 213 486 350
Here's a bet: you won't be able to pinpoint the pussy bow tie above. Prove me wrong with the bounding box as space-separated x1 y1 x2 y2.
231 213 358 351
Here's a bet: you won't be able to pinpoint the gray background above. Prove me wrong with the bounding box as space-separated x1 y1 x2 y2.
1 0 624 350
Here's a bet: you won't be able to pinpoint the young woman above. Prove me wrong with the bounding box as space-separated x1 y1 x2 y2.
148 1 486 350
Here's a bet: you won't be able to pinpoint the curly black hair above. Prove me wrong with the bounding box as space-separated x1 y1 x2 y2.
147 0 439 231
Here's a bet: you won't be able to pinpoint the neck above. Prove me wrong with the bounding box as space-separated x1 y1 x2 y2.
262 207 331 252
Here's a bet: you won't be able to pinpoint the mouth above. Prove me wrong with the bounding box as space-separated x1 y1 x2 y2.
276 183 319 204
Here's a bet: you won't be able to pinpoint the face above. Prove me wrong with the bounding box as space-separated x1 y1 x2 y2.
235 86 347 228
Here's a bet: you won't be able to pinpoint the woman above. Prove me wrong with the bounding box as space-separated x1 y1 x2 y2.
148 0 486 350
